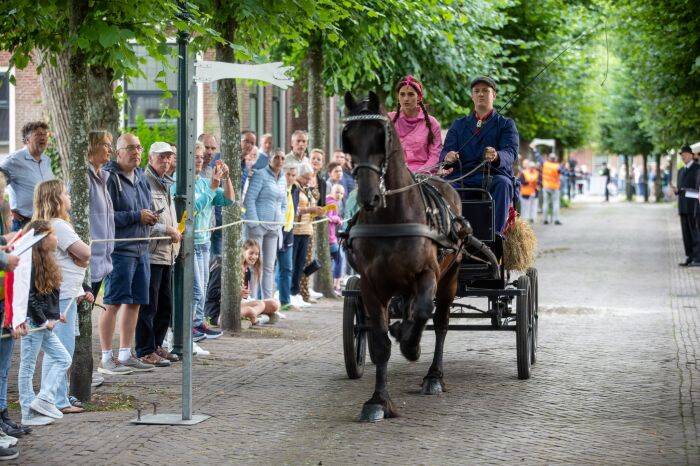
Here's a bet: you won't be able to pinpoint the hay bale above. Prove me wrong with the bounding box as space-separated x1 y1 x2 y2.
503 217 537 271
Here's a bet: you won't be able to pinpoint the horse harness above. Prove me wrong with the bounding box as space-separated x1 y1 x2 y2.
342 113 465 256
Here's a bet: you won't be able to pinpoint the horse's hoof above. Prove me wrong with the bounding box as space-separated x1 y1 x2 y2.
359 403 386 423
400 340 421 361
388 321 402 340
421 377 444 395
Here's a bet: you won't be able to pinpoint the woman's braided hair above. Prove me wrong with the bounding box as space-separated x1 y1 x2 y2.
392 77 434 145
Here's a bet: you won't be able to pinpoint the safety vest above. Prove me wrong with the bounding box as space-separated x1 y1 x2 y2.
542 161 561 190
521 169 539 196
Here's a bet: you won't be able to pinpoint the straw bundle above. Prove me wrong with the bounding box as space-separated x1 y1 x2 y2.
503 217 537 271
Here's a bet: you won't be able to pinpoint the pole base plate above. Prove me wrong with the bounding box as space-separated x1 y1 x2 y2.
131 413 210 425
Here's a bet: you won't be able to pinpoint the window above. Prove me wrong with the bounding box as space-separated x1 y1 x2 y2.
249 87 259 135
124 45 178 127
0 72 9 155
272 87 281 149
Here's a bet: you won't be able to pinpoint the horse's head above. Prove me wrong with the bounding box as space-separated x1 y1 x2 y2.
342 91 388 212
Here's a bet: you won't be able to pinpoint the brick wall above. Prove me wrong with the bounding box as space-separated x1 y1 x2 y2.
0 52 47 153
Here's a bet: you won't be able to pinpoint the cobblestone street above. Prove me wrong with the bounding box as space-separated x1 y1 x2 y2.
10 200 699 465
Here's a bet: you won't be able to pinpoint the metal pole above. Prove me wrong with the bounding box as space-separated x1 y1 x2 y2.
174 0 195 421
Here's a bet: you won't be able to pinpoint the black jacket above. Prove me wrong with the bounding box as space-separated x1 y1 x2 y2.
677 162 700 216
28 268 60 326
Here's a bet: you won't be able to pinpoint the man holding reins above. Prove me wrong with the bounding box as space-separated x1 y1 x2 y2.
440 76 519 233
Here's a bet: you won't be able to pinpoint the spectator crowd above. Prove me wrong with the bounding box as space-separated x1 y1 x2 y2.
0 121 358 461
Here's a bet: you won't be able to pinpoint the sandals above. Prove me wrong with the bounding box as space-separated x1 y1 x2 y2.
60 406 85 414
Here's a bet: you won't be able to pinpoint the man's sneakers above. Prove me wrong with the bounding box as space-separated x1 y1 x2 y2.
309 288 323 300
121 355 155 372
554 220 563 225
156 346 180 362
192 328 207 342
29 398 62 419
0 445 18 461
139 353 171 368
0 431 17 448
194 324 222 339
98 358 134 375
192 342 210 356
0 410 29 437
91 372 105 387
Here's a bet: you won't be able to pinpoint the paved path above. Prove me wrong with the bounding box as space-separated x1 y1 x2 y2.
9 200 699 464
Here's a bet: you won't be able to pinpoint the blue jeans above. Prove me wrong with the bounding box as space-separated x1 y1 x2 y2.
41 298 78 409
276 247 293 306
193 242 211 327
0 331 14 411
19 327 71 418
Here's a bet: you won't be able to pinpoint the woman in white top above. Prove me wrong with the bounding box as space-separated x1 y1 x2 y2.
32 180 93 414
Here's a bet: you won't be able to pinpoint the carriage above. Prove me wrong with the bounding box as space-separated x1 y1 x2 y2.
341 182 539 381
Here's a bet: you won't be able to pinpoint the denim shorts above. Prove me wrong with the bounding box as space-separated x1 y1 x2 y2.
103 253 150 305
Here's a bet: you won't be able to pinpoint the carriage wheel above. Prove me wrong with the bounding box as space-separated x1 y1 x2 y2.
515 275 531 380
343 276 367 379
526 268 539 365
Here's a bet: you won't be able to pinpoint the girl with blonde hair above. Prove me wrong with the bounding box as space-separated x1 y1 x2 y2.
32 180 92 414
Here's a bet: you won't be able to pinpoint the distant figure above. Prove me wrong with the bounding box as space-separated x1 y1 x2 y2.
541 153 562 225
600 162 611 202
519 160 539 223
671 146 700 267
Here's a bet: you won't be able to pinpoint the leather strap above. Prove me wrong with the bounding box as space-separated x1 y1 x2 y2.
347 223 455 249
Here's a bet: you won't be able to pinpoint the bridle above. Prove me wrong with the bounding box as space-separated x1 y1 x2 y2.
343 113 392 208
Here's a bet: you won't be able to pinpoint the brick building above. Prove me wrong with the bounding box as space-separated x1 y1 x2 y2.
1 48 343 158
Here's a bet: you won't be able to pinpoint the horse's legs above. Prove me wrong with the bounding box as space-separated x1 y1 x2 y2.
422 264 459 395
397 270 436 362
359 289 398 422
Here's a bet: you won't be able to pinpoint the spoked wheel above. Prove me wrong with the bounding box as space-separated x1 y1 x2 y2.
343 276 367 379
515 275 531 380
526 267 539 365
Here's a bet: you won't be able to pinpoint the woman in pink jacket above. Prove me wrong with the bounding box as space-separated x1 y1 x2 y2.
388 75 443 174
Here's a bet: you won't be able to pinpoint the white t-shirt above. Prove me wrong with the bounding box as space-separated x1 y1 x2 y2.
52 218 87 300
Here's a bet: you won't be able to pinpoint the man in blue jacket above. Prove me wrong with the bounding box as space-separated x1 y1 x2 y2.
441 76 519 233
98 133 158 375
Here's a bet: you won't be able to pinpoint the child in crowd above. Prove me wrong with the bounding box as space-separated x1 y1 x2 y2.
32 180 92 415
325 184 345 296
240 240 281 325
13 220 71 426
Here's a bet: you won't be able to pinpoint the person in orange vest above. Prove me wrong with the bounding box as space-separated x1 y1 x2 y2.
542 153 563 225
519 160 539 223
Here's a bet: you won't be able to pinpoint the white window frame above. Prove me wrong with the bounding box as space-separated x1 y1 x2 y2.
0 67 16 156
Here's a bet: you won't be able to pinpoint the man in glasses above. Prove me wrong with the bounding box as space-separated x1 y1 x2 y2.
440 76 519 234
0 121 55 231
98 133 158 375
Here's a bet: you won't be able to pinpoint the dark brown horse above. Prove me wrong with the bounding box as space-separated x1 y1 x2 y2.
342 92 465 422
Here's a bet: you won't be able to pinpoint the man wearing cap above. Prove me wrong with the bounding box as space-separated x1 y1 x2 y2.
135 142 182 366
440 76 519 233
671 145 700 266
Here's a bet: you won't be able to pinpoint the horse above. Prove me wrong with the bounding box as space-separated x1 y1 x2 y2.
341 91 467 422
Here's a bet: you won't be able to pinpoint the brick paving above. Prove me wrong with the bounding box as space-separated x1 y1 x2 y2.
5 200 699 464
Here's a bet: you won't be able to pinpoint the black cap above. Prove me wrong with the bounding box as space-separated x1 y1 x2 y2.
470 76 497 92
680 145 693 154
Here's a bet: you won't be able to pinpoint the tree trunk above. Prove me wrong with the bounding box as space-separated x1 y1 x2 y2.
624 155 633 201
66 0 93 402
86 65 119 136
654 153 662 202
642 154 649 202
307 33 334 298
215 13 243 332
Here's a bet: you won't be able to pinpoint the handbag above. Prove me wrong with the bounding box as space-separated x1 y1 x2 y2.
303 259 321 277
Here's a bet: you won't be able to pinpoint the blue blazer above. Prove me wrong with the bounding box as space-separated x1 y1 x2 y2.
440 111 519 180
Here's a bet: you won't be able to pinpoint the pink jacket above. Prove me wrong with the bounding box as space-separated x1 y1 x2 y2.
388 109 443 173
325 195 343 245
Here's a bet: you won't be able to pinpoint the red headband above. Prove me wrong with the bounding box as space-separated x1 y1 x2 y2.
397 75 424 102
